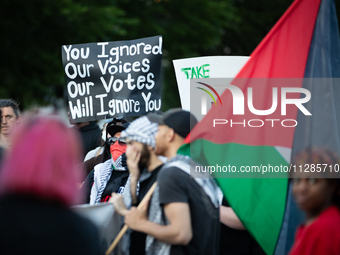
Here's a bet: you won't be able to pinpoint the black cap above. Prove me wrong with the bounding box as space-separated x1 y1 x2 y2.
147 108 197 138
106 122 129 138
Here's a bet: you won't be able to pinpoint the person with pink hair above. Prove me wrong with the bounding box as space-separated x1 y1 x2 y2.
0 112 101 255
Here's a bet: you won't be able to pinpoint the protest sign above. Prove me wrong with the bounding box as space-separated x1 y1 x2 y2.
62 36 162 123
173 56 249 120
72 203 122 254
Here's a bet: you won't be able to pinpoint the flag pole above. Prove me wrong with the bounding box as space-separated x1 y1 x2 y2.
105 182 158 255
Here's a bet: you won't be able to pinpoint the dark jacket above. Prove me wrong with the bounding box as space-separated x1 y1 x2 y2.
0 194 101 255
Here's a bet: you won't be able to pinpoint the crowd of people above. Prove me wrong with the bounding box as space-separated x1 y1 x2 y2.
0 98 339 255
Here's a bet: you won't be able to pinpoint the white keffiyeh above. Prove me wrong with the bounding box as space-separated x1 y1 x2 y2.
89 155 127 205
145 154 219 255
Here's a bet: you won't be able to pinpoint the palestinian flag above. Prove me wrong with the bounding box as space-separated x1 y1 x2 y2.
178 0 340 254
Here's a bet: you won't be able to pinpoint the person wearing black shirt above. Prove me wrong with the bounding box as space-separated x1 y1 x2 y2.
74 121 101 158
110 116 163 255
124 109 220 255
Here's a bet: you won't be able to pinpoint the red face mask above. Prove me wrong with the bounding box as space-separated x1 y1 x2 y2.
110 142 127 161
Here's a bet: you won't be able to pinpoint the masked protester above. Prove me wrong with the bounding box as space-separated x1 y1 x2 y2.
82 118 128 175
81 120 130 204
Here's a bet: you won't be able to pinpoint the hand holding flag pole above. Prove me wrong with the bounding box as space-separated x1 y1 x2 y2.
105 182 157 255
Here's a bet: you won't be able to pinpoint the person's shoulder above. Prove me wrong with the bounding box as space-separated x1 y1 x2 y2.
312 206 340 229
89 121 100 128
158 164 189 181
306 206 340 241
84 146 103 161
94 158 111 171
80 122 100 132
156 164 190 192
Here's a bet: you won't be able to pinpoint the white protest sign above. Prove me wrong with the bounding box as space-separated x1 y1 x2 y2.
173 56 250 113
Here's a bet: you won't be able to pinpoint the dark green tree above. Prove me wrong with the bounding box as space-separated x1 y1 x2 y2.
3 0 335 112
0 0 137 108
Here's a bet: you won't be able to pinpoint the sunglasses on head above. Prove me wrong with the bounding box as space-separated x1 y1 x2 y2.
108 137 127 145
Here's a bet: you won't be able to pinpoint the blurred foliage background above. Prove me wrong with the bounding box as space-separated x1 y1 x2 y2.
1 0 339 111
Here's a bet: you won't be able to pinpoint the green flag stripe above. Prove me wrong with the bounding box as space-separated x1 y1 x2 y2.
180 140 288 255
